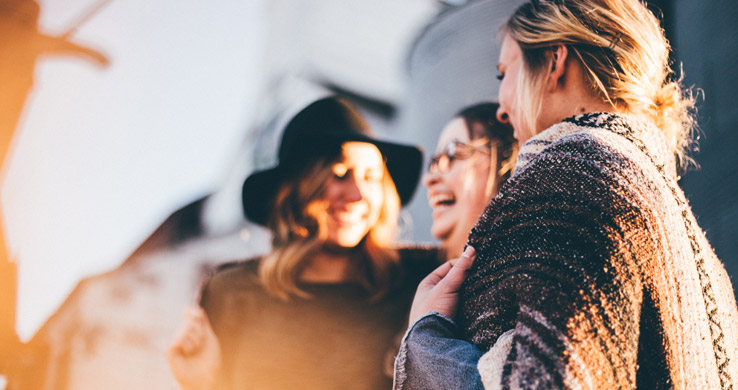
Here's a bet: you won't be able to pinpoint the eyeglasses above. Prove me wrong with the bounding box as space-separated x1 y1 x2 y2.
428 139 491 174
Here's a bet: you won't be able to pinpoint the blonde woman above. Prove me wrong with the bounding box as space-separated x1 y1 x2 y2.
396 1 738 389
167 97 442 390
424 102 517 260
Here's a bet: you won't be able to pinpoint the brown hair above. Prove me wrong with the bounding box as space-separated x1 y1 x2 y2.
259 144 401 301
457 102 518 195
503 0 697 169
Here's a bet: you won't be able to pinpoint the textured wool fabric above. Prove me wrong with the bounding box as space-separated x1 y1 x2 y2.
461 113 738 389
200 246 442 390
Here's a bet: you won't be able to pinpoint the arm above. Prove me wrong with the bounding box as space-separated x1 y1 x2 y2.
166 306 221 390
394 247 485 390
394 312 485 390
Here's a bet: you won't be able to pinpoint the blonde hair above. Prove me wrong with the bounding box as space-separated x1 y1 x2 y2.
503 0 697 169
260 147 401 301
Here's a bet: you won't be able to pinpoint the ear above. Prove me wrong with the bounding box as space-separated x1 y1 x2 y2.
547 44 569 91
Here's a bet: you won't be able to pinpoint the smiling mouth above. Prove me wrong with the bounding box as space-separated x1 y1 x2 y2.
331 211 366 226
429 193 456 209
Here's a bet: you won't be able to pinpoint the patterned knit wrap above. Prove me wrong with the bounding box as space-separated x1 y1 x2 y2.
460 113 738 389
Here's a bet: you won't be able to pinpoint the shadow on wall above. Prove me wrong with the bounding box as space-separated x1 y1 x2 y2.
0 0 108 386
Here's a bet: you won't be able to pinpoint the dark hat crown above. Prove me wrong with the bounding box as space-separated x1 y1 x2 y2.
277 97 371 164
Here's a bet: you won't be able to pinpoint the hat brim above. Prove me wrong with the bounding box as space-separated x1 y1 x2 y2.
241 165 288 226
242 136 422 226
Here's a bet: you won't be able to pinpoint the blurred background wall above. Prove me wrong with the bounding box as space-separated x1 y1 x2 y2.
668 0 738 286
1 0 736 389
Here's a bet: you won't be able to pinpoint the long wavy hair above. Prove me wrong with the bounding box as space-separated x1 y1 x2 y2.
259 144 401 301
503 0 697 170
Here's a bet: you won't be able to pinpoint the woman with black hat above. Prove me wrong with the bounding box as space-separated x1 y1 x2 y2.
167 96 442 390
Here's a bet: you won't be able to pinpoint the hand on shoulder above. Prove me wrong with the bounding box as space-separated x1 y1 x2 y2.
408 246 476 324
166 306 221 390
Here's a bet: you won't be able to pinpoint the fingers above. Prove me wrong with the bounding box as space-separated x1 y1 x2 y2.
408 246 478 322
456 245 475 270
437 246 476 292
166 306 222 390
168 306 207 357
420 259 455 287
419 246 477 289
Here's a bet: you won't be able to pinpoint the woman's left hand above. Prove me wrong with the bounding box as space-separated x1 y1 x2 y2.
409 246 476 324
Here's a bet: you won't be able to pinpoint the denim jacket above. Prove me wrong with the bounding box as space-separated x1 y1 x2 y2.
393 311 485 390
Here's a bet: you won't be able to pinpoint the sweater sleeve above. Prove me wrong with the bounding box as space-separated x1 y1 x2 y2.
461 138 647 389
394 312 484 390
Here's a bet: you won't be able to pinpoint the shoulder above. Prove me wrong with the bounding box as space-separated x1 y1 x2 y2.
503 115 659 206
472 115 659 244
201 257 262 300
515 113 668 180
213 256 261 275
470 114 663 258
517 126 618 177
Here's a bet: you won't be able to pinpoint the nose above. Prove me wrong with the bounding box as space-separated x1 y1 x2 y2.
342 175 364 203
422 168 441 188
496 106 510 124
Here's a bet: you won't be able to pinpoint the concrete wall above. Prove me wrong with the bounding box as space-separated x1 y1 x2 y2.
670 0 738 292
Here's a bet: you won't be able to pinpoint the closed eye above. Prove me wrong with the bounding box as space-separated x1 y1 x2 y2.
332 163 348 179
364 170 383 182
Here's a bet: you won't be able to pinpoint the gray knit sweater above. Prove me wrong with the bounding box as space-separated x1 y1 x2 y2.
461 113 738 389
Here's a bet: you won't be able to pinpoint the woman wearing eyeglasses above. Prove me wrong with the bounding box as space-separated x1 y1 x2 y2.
424 102 517 260
396 0 738 388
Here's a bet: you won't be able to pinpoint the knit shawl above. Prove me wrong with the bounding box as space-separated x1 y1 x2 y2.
460 113 738 389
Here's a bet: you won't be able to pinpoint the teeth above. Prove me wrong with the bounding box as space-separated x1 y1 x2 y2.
428 193 455 208
333 211 365 223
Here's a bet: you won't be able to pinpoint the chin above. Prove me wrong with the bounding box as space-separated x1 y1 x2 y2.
430 225 452 245
332 231 369 248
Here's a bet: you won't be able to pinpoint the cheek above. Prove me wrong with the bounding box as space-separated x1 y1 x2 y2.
499 77 511 105
445 163 471 191
500 87 516 112
499 80 509 103
365 186 385 217
500 70 519 110
461 163 492 205
322 182 339 204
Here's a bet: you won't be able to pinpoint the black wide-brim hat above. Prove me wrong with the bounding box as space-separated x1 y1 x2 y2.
242 96 423 226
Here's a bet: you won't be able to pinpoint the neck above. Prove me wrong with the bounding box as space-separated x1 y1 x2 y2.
540 57 623 132
299 248 355 283
554 89 620 125
571 96 620 117
443 230 468 261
